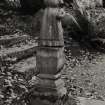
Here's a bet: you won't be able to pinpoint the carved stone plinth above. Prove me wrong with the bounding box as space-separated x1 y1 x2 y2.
35 47 66 94
30 47 67 105
36 47 65 74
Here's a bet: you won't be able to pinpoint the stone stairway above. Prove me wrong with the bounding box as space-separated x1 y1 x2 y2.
0 33 38 79
0 34 29 46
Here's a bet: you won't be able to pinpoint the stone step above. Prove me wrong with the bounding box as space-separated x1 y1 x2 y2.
77 97 105 105
10 56 37 80
0 42 37 63
0 34 30 47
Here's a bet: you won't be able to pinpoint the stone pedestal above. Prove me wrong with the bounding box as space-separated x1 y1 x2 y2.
30 0 67 104
36 47 65 74
30 47 67 105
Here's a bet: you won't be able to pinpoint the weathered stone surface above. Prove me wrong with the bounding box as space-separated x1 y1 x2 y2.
30 97 53 105
0 42 37 63
35 47 67 98
0 34 29 46
39 1 65 47
33 77 66 97
30 94 77 105
36 47 65 74
77 97 105 105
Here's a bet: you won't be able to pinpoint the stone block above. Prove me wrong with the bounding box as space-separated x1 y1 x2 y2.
36 47 65 74
77 97 105 105
34 77 67 97
34 47 67 99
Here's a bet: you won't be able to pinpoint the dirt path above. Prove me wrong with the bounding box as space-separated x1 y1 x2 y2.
63 37 105 100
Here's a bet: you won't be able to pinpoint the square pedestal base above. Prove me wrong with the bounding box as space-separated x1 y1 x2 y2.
36 47 65 74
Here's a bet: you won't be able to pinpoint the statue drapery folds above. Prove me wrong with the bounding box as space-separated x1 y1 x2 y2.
39 0 65 47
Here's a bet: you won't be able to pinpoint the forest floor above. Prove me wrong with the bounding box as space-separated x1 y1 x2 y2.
1 3 105 105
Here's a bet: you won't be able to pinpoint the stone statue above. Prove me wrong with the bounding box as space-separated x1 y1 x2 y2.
39 0 65 47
